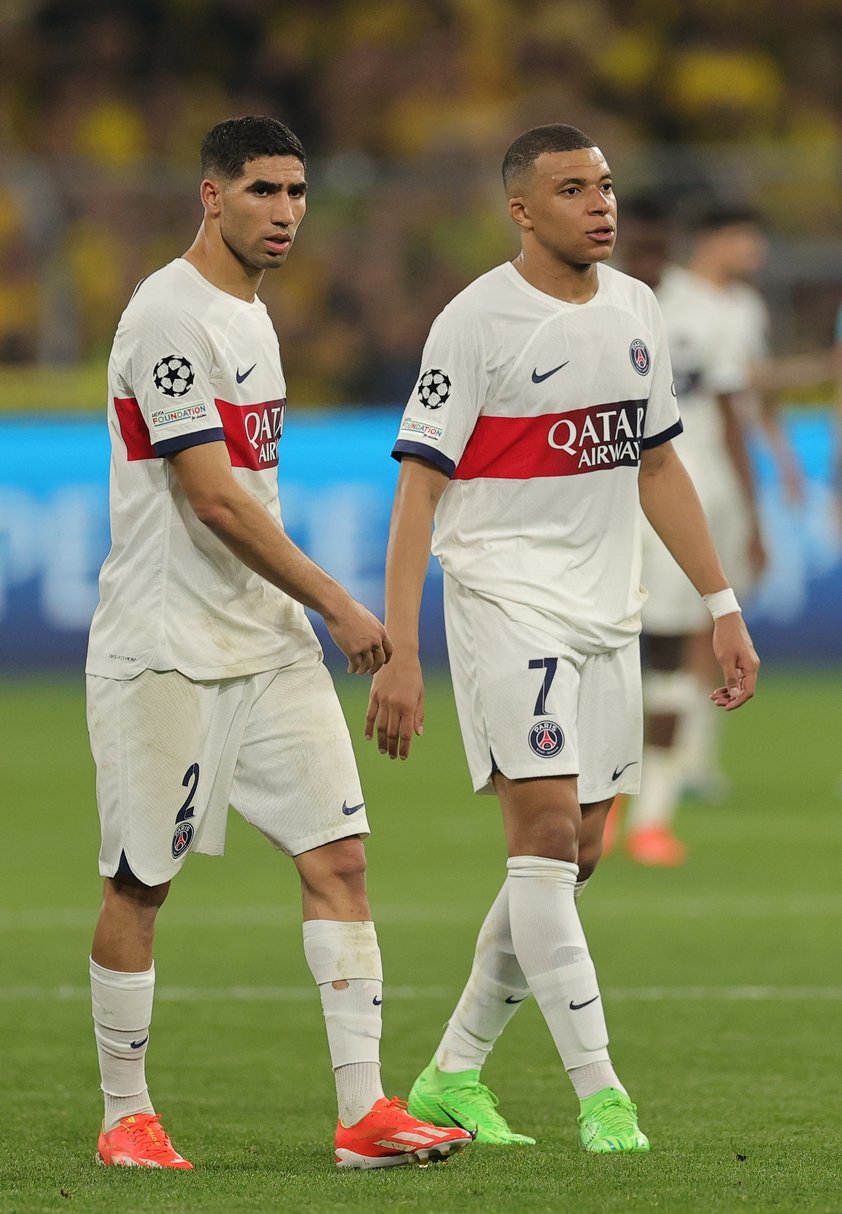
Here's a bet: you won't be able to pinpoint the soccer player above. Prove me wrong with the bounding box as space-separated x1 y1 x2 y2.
616 200 768 864
85 116 471 1171
619 202 832 862
365 124 759 1151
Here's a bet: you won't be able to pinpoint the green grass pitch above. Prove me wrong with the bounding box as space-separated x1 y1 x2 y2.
1 670 841 1213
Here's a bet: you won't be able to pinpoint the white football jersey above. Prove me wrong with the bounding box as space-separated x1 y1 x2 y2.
655 265 752 473
87 258 320 681
393 261 682 653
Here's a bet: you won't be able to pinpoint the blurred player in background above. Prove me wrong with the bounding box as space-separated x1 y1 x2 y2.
617 201 831 863
85 116 470 1171
366 124 759 1152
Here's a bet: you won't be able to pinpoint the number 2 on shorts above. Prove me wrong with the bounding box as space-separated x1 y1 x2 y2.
528 657 558 715
175 762 200 823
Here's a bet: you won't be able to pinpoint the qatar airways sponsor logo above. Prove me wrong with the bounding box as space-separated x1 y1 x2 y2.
400 417 444 441
150 402 208 429
547 402 644 469
216 398 286 470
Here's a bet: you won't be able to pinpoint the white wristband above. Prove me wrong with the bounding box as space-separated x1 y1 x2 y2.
703 588 741 620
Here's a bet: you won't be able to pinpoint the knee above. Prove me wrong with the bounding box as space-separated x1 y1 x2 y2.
576 838 601 881
104 874 170 917
299 837 368 898
512 805 579 863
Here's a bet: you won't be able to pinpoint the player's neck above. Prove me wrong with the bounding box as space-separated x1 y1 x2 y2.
512 249 600 304
182 228 263 302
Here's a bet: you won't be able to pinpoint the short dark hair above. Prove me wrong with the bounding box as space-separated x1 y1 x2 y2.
502 124 596 194
690 201 765 235
200 116 306 181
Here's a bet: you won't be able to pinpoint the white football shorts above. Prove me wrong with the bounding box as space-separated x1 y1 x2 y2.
443 576 643 803
642 459 752 636
87 654 368 886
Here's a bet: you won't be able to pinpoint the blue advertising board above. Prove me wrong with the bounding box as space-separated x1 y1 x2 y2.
0 410 839 672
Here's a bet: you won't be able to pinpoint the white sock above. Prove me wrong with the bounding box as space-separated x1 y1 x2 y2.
434 882 529 1074
90 957 156 1131
302 920 385 1125
627 744 683 832
506 856 622 1095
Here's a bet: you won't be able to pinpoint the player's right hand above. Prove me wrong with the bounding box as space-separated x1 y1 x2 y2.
323 597 393 675
709 612 760 711
365 651 425 760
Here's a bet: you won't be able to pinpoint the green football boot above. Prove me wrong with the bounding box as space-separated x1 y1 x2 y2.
408 1059 536 1145
578 1087 650 1153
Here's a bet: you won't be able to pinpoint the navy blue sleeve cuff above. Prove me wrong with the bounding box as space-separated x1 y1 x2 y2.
391 440 456 477
641 419 683 450
153 427 226 457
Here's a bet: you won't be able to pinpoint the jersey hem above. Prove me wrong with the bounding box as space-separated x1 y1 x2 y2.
85 647 320 682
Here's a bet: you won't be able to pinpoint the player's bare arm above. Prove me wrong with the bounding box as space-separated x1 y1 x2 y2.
365 457 449 759
169 440 392 675
639 440 760 709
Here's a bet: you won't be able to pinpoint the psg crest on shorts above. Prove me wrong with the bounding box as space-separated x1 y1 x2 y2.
417 368 451 409
171 821 195 859
153 354 195 397
528 719 565 758
629 339 650 375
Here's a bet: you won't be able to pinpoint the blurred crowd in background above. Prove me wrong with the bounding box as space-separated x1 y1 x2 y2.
1 0 842 406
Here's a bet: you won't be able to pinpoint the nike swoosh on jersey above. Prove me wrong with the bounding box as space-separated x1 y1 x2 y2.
611 761 638 781
236 363 257 383
342 800 365 816
531 361 570 383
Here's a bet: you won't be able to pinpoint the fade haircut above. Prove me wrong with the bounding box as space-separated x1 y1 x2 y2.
200 116 306 181
502 124 596 195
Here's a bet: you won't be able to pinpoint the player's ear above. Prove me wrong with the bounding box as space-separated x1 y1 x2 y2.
200 177 223 217
509 195 533 232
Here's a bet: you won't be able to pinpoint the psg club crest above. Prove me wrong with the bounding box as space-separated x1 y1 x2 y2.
629 339 650 376
171 821 195 859
153 354 195 398
417 368 451 410
528 719 565 758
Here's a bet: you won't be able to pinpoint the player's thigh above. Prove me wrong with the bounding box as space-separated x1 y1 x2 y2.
86 671 246 886
444 578 585 791
231 655 368 857
576 640 643 803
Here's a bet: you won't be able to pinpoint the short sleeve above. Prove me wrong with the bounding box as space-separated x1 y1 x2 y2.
392 309 490 477
125 305 224 456
641 301 683 450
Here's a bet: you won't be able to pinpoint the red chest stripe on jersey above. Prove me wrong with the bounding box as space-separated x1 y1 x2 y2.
453 400 647 480
114 397 155 461
215 398 286 470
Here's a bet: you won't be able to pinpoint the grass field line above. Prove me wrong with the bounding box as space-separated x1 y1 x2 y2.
3 892 842 931
2 983 841 1003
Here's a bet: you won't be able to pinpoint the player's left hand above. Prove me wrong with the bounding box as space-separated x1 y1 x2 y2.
709 612 760 711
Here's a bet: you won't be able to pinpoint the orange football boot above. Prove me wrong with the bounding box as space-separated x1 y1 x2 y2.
97 1113 193 1169
334 1096 473 1168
